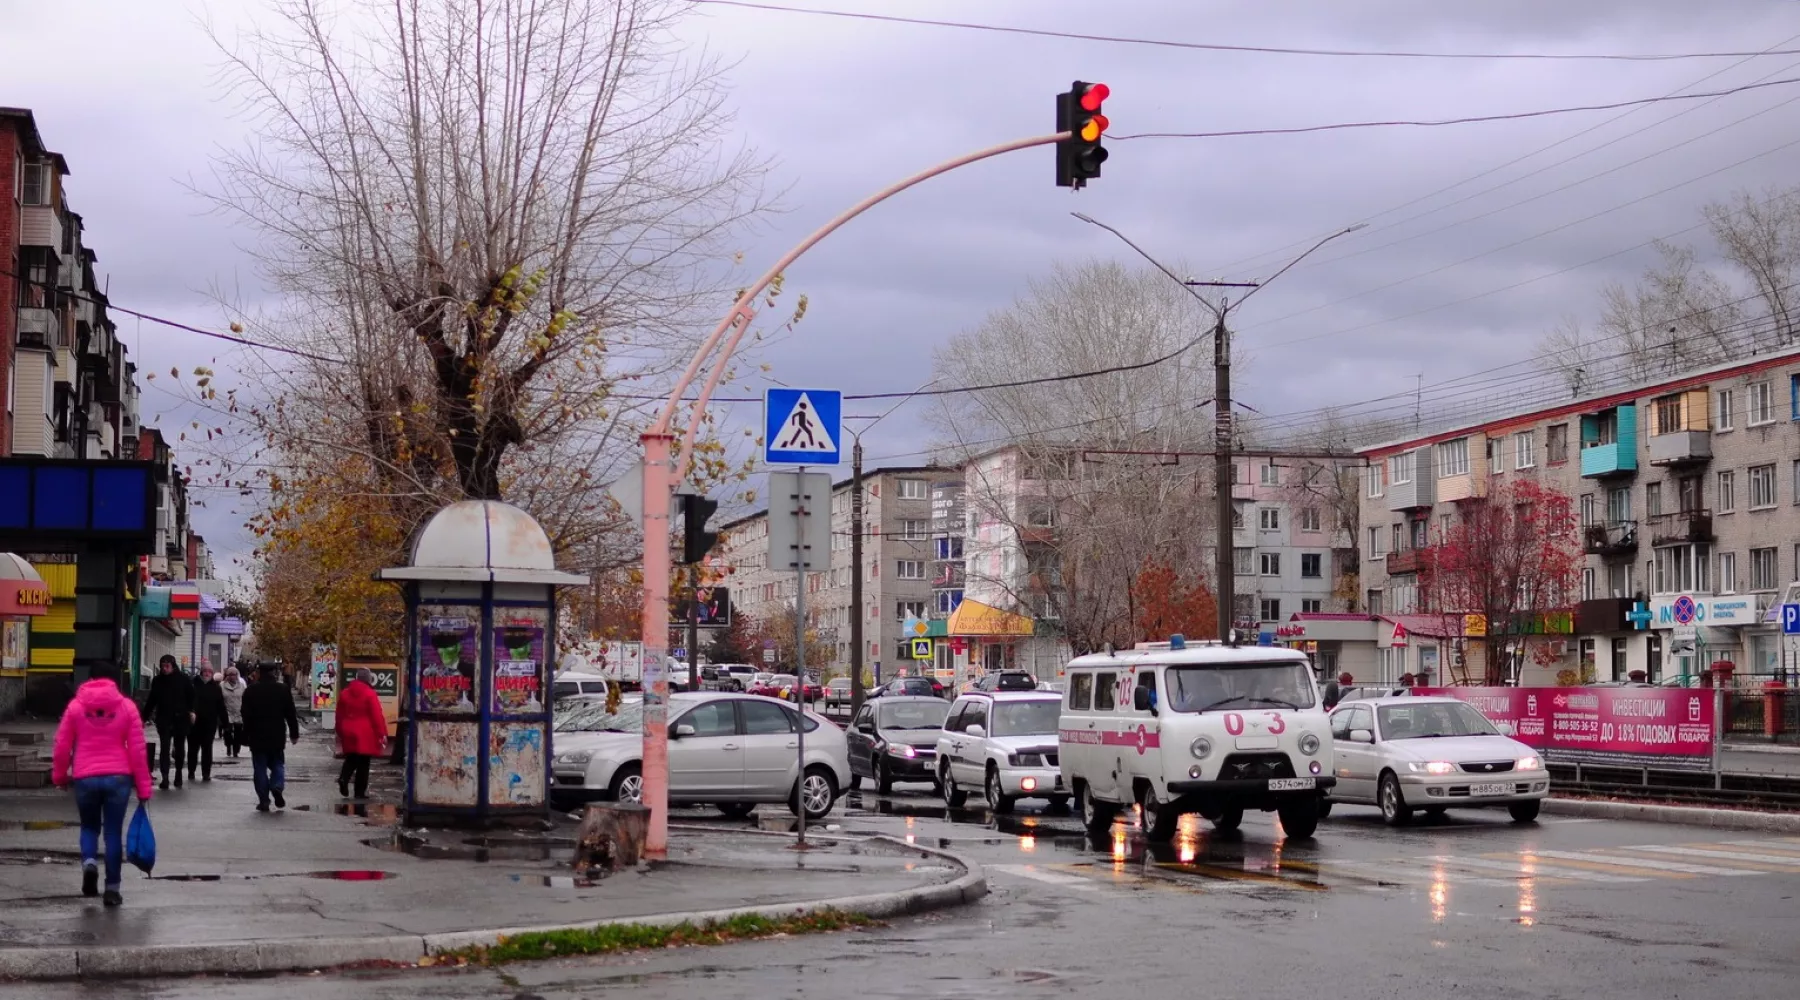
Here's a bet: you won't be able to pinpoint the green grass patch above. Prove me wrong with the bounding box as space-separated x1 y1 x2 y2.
442 909 880 965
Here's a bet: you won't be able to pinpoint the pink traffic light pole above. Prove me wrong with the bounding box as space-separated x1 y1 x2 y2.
639 130 1070 858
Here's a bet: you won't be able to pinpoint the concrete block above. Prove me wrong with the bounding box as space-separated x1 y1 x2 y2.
78 942 264 978
0 947 79 980
255 935 425 973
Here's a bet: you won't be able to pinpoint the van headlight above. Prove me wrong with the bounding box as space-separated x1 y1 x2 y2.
555 749 593 765
1299 733 1320 756
1190 737 1213 760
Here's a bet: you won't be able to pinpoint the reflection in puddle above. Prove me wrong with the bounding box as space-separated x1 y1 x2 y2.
511 874 601 889
361 833 572 863
152 870 398 882
307 870 394 881
333 803 403 823
1517 878 1537 927
1429 863 1448 923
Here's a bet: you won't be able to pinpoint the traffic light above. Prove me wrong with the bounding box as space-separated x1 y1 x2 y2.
678 493 719 564
1055 80 1110 189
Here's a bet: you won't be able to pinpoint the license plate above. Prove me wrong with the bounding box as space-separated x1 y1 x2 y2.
1268 778 1315 791
1471 782 1511 796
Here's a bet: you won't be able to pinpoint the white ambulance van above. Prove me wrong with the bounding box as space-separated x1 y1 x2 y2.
1058 637 1333 841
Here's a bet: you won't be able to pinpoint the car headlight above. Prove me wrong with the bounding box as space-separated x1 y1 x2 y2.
1408 761 1456 775
1190 737 1212 760
1298 733 1321 756
555 749 593 765
1516 755 1543 771
889 743 918 758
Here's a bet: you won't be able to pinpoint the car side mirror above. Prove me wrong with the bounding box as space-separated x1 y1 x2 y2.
1347 728 1374 744
672 723 696 739
1495 721 1517 737
965 724 986 739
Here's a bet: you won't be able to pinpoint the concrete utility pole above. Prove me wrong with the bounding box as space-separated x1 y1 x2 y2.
1070 214 1366 645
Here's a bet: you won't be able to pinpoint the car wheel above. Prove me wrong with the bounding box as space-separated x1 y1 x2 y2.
1138 787 1178 842
1379 772 1413 826
876 758 895 795
1078 784 1117 838
1277 796 1320 840
1508 799 1542 823
789 765 837 820
941 765 968 808
1211 807 1244 832
985 766 1015 814
609 763 643 805
717 802 755 819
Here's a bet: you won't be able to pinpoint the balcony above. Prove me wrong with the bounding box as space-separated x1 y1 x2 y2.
1647 429 1711 466
1580 404 1638 478
1580 440 1636 478
1648 509 1713 547
1386 448 1435 511
1384 547 1432 575
1582 520 1639 558
16 307 54 348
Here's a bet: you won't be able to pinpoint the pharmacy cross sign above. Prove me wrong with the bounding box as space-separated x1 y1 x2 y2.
1627 602 1653 631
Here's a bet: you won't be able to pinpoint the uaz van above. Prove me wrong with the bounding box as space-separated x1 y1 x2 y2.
1059 638 1334 841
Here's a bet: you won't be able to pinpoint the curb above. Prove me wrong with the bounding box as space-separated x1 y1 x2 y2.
0 835 984 982
1543 796 1800 832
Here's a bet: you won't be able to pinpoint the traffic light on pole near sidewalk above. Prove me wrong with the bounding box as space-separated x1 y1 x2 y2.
677 493 719 564
1055 80 1110 189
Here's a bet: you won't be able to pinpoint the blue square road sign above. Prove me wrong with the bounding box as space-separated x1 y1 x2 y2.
764 388 842 466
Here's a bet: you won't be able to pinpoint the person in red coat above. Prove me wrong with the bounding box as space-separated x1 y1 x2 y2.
334 668 388 799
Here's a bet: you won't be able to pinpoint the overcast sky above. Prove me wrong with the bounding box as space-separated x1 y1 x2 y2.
7 0 1800 572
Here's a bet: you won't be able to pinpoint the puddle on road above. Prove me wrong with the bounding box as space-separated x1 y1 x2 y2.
151 870 398 882
0 819 78 831
334 803 402 823
361 832 573 863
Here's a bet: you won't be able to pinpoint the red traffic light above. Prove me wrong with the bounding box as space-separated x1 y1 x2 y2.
1079 83 1110 112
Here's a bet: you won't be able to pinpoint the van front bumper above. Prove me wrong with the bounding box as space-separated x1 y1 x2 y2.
1167 776 1336 798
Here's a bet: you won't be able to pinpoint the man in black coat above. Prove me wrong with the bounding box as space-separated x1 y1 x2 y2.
188 664 228 782
241 662 301 811
142 655 195 789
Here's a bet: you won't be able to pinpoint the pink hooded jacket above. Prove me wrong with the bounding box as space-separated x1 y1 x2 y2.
53 679 154 801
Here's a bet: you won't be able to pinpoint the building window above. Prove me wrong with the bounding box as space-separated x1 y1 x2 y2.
1391 523 1404 553
1607 486 1632 523
1546 423 1569 464
1579 493 1597 526
1260 462 1281 486
1582 567 1596 600
1436 438 1470 477
1646 482 1662 517
896 560 926 580
1232 501 1247 530
1388 452 1413 485
1718 552 1737 594
897 479 927 500
1258 507 1281 531
1234 547 1254 575
897 600 926 620
1260 552 1281 576
1367 464 1385 498
1368 526 1383 558
21 162 48 206
1793 461 1800 505
1652 545 1710 594
1299 506 1321 532
1751 547 1779 591
1301 599 1323 614
1410 519 1428 550
1514 431 1535 469
1715 471 1735 514
901 519 929 540
1750 381 1775 425
1750 464 1777 509
1301 553 1323 578
1716 389 1735 431
1259 599 1281 623
1653 393 1683 435
934 537 963 560
1793 374 1800 420
1608 562 1631 599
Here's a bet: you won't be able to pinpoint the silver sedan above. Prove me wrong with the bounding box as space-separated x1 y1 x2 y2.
1325 696 1549 825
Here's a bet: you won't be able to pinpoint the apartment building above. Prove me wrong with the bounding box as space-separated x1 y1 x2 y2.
1360 346 1800 687
714 467 950 675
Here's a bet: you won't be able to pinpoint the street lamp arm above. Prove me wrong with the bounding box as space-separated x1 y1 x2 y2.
1232 223 1367 310
1071 212 1220 317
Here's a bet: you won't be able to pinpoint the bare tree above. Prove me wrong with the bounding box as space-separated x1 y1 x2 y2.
1704 187 1800 346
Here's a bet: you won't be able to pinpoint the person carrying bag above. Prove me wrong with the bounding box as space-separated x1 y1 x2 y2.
52 662 154 907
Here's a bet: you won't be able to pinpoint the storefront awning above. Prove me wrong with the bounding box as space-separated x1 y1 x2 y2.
0 552 49 617
947 599 1035 637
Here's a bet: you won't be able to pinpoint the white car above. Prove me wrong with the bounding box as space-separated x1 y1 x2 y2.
936 691 1069 813
550 692 850 820
1326 696 1549 825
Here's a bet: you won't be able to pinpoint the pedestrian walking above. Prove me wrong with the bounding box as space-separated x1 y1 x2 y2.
51 661 153 907
188 665 227 781
241 662 300 812
143 655 195 789
220 664 248 757
334 668 388 799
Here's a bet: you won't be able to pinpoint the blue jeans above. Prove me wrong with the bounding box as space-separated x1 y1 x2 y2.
251 749 286 803
73 775 132 890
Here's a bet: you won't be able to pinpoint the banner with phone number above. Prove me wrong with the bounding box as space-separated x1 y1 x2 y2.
1412 687 1715 771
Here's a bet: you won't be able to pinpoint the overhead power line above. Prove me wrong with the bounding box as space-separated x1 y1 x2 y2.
693 1 1800 62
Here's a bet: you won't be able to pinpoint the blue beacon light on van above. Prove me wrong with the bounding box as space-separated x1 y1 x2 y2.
1169 634 1186 650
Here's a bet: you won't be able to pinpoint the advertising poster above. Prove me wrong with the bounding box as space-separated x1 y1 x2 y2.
1 620 28 677
417 605 480 715
491 607 548 715
1415 686 1715 770
310 643 339 711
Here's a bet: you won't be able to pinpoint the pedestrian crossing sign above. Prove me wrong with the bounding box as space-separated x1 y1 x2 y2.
910 638 932 659
764 388 842 466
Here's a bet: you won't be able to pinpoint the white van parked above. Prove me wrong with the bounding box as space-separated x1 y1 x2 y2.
1058 638 1334 841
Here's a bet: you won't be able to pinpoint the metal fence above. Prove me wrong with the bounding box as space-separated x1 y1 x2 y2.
1721 686 1800 745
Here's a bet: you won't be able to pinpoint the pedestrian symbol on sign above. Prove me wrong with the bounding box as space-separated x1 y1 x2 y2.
772 394 835 453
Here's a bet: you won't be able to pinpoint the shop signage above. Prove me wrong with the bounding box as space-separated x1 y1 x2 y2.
1652 594 1757 628
0 580 51 616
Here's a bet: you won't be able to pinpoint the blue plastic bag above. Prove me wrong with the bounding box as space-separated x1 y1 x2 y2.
125 802 156 875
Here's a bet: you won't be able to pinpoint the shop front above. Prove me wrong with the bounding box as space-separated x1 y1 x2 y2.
1275 613 1380 682
946 598 1064 683
1650 593 1760 683
0 554 52 715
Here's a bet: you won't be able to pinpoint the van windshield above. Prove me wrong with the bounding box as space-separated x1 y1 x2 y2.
1165 662 1317 713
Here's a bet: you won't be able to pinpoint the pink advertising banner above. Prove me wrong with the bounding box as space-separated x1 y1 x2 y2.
1413 686 1715 770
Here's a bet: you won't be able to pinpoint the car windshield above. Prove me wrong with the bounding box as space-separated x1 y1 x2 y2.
554 701 644 734
1165 662 1318 712
1377 702 1499 740
990 699 1060 736
878 700 949 730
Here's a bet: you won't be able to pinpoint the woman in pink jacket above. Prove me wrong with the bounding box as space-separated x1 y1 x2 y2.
52 662 153 906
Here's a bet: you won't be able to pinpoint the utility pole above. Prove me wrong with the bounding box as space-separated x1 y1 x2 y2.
850 438 866 716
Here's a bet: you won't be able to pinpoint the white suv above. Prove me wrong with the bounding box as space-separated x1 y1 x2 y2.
935 691 1069 813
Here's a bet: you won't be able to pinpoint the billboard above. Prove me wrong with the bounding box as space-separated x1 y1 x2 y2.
669 586 732 628
1415 686 1714 770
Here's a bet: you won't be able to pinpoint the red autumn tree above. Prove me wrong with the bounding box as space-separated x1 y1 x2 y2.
1133 558 1220 643
1426 477 1582 685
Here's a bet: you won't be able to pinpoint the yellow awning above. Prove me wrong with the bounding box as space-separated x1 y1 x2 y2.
947 599 1035 637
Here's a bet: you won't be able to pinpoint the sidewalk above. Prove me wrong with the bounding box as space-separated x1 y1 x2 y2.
0 724 982 980
1720 741 1800 779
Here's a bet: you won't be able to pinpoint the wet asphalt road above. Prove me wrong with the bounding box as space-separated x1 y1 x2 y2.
15 783 1800 999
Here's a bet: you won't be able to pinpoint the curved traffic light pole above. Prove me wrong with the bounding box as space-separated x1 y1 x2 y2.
638 130 1071 858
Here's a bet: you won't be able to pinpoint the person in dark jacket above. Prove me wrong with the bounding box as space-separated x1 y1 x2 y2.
142 655 195 790
188 664 227 781
241 661 301 812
